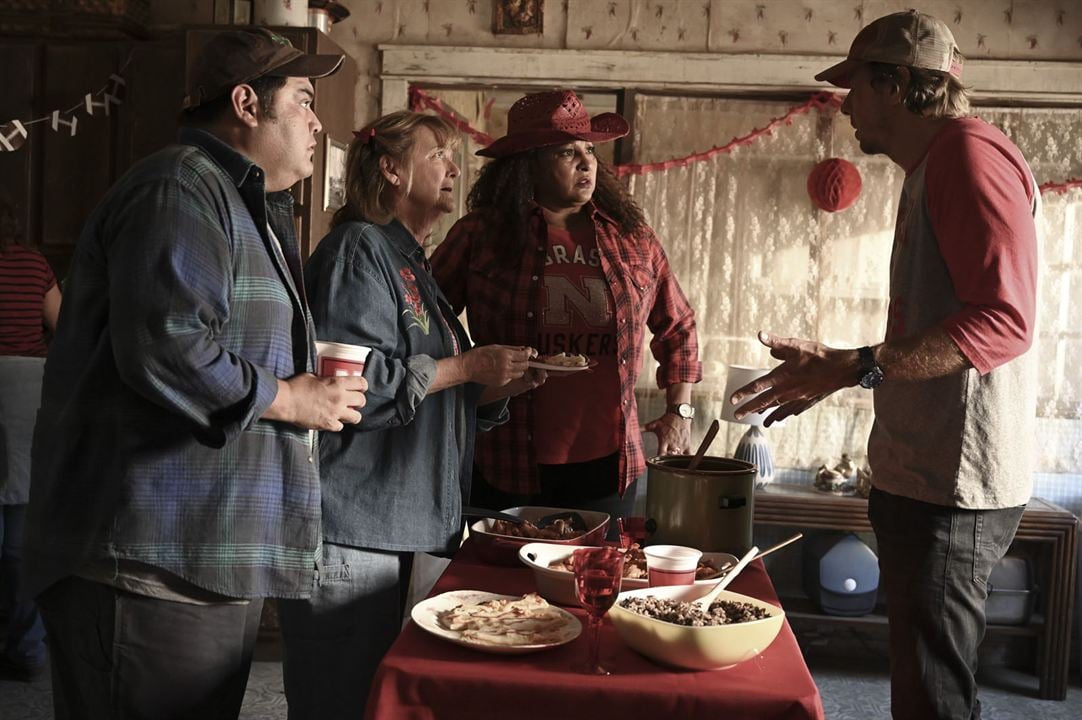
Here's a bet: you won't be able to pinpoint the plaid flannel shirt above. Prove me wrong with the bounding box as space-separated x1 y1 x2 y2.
431 204 701 496
24 129 321 600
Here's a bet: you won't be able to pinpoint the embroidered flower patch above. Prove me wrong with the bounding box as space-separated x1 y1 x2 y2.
399 267 430 335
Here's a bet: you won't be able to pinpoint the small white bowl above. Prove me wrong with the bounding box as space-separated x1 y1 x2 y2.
608 584 785 670
517 543 739 607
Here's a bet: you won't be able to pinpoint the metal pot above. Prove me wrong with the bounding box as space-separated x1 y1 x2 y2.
645 455 756 555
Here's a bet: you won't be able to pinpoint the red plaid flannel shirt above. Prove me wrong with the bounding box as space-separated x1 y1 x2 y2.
431 204 701 497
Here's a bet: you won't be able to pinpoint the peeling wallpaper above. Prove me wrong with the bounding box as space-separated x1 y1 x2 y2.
148 1 1082 136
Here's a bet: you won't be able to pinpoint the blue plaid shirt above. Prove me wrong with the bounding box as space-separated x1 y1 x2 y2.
25 129 321 600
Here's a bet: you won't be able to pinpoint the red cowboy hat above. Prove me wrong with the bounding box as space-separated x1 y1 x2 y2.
477 89 629 158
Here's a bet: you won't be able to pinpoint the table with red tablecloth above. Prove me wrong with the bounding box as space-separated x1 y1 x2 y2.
364 539 825 720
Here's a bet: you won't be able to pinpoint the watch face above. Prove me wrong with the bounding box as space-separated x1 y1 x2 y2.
859 367 885 389
676 403 694 419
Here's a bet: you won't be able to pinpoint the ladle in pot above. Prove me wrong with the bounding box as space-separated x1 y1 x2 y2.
686 419 721 472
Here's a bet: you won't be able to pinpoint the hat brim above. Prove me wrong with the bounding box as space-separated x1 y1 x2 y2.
476 112 629 158
269 52 345 80
814 58 859 88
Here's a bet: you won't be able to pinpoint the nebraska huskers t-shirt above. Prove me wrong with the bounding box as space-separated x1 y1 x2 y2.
532 223 621 464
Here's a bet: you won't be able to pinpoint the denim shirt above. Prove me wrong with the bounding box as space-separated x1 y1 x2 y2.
304 220 507 554
25 129 321 600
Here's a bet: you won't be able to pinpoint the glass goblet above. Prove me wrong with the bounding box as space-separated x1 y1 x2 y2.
571 546 625 675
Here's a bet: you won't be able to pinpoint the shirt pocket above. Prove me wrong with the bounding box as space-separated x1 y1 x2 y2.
626 262 657 317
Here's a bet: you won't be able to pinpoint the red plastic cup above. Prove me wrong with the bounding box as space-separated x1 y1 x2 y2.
643 545 703 587
315 341 370 378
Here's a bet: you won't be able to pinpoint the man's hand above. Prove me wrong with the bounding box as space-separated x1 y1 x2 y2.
730 331 857 426
264 374 368 431
464 345 535 387
643 413 692 455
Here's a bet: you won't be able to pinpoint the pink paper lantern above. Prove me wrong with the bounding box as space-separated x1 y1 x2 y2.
807 158 862 212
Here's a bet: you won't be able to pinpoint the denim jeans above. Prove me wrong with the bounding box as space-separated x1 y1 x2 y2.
868 487 1025 720
1 503 47 668
278 544 411 720
36 576 263 720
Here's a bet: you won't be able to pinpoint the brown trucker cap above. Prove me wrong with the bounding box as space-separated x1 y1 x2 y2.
182 27 344 110
815 10 963 88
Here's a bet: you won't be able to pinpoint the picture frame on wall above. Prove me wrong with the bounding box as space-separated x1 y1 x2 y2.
323 136 348 212
493 0 543 35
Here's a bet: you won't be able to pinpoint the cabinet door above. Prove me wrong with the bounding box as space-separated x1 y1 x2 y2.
0 43 41 256
40 43 124 268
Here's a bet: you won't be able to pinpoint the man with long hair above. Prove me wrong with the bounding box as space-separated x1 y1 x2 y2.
732 11 1039 719
432 89 702 522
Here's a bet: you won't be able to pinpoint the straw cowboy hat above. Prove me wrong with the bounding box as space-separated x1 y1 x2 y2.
477 89 629 158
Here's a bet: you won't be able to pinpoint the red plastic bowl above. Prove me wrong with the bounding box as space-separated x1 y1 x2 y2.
469 506 611 565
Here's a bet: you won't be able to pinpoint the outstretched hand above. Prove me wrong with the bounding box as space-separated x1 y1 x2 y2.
730 331 858 427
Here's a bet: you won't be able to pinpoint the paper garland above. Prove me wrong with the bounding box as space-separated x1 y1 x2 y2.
409 86 1080 196
0 62 128 153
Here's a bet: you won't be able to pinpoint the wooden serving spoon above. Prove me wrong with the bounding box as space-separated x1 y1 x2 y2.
687 419 721 472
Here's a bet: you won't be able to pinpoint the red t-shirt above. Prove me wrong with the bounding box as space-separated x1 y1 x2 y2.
0 244 56 357
532 223 621 464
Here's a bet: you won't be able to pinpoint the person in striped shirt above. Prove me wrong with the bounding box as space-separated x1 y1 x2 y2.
0 195 60 682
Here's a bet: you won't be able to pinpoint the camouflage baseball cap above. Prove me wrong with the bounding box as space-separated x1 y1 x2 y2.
182 27 343 110
815 10 963 88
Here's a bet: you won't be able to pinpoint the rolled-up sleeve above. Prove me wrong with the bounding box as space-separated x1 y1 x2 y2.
644 230 703 388
104 177 280 448
304 229 433 430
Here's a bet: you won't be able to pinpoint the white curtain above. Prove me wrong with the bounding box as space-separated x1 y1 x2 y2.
628 95 1082 474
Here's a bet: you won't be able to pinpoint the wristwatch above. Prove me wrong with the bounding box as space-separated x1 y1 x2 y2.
857 346 885 389
668 403 695 420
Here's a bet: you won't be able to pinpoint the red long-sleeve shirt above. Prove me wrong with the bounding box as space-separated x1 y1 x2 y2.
431 204 702 496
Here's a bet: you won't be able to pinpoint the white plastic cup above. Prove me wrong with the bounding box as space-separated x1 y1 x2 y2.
315 341 370 378
643 545 703 587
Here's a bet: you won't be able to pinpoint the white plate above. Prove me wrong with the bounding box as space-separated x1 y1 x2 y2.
527 359 596 372
410 590 582 654
518 543 740 606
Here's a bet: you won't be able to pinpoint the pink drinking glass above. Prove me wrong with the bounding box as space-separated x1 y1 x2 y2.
571 546 625 675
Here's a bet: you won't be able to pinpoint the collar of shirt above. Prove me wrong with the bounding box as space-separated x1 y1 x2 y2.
527 200 619 231
178 128 294 209
381 219 430 267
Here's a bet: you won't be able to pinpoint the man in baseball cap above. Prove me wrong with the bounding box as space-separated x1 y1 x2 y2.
26 27 365 718
182 26 343 110
731 11 1039 719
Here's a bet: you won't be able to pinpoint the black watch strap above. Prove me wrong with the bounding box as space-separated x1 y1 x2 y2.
858 346 884 389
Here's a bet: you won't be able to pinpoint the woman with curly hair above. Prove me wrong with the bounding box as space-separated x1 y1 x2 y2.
432 89 702 523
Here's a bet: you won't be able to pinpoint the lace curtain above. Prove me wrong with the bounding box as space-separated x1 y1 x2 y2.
627 95 1082 474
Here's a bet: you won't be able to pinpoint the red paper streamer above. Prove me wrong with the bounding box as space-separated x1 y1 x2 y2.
410 87 1082 195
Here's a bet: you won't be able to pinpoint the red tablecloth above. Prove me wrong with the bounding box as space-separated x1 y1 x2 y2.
365 540 825 720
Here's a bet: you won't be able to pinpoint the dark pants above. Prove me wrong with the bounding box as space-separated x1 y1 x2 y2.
470 453 637 540
868 487 1024 720
1 503 46 668
37 576 263 720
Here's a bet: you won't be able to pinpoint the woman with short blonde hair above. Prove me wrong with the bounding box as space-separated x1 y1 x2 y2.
278 110 545 719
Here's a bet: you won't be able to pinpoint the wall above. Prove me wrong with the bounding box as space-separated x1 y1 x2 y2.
147 0 1082 125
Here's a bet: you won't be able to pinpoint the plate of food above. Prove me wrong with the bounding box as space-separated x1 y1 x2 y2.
410 590 582 654
527 352 596 371
518 543 739 606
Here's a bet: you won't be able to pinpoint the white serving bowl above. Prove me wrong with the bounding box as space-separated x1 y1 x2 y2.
517 543 739 607
607 584 785 670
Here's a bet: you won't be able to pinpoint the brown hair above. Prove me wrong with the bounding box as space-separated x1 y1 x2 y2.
868 62 971 118
467 150 647 264
332 111 458 227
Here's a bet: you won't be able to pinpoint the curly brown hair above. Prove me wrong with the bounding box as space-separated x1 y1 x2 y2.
467 150 647 264
0 194 22 253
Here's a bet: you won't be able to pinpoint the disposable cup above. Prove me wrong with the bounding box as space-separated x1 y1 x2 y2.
643 544 703 587
315 341 370 378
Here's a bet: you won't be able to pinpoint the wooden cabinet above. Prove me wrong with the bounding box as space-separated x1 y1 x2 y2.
755 483 1078 700
0 26 356 278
